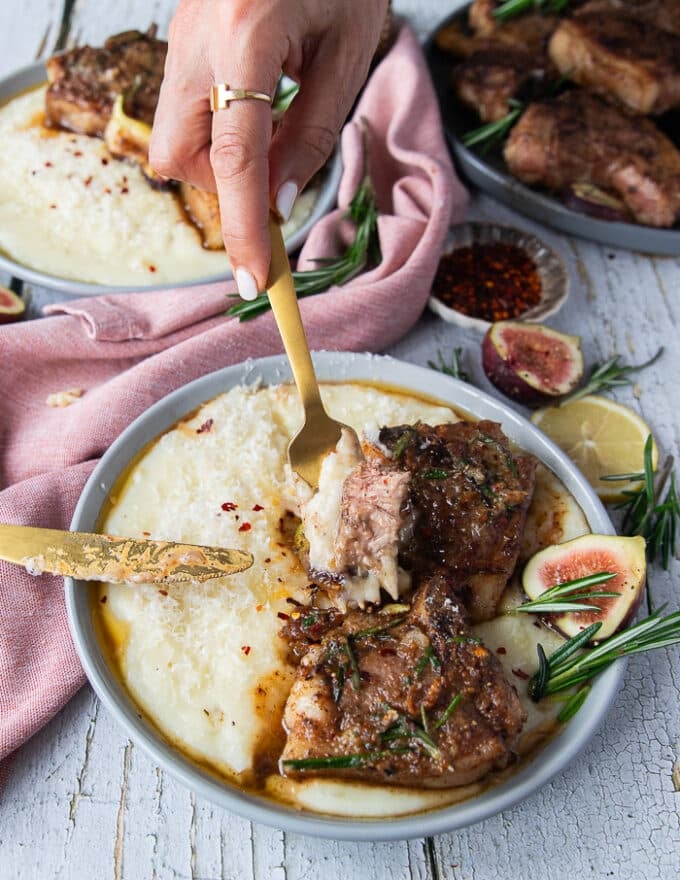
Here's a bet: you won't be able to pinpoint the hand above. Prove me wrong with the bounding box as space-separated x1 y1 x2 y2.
150 0 389 299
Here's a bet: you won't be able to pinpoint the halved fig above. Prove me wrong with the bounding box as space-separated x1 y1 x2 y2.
482 320 584 407
0 285 26 323
522 533 647 641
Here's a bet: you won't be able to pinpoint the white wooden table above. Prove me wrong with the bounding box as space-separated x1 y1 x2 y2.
1 3 679 878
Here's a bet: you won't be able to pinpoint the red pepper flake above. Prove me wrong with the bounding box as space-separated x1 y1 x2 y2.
255 604 264 612
100 595 108 604
432 242 542 323
121 186 129 194
238 522 251 532
44 161 53 167
83 176 93 186
264 557 271 564
512 667 530 680
142 531 151 537
277 612 290 621
74 150 83 157
221 502 238 511
148 264 157 273
49 203 57 209
104 187 111 194
158 589 168 597
496 646 507 655
101 157 109 165
252 503 264 511
196 418 213 434
241 645 251 656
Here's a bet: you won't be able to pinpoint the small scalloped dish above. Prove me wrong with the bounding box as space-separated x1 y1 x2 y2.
428 223 570 332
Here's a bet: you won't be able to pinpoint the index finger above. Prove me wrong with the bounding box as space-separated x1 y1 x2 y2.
210 70 278 299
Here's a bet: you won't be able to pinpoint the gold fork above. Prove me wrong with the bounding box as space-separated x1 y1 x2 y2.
266 214 359 488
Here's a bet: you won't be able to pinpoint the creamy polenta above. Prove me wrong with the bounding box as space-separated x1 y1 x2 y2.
96 382 589 817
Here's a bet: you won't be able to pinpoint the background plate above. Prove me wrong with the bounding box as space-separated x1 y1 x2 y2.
66 351 624 841
0 61 343 295
424 6 680 256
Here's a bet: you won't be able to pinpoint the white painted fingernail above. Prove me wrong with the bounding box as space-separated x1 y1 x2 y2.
276 180 298 223
235 267 259 301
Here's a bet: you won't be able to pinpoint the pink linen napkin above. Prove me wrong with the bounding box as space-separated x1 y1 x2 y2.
0 23 467 771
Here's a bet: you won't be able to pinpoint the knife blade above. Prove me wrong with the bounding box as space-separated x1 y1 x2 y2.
0 523 253 584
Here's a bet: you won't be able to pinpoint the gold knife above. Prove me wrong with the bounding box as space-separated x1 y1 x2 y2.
0 523 253 584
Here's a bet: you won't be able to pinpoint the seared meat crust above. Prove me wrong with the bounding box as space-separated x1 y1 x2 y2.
549 6 680 114
281 574 526 787
504 90 680 227
45 27 166 136
379 421 536 621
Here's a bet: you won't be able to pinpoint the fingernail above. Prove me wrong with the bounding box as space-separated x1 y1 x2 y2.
276 180 298 223
235 267 259 301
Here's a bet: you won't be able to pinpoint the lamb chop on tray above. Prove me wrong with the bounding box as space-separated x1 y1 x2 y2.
549 0 680 115
504 89 680 227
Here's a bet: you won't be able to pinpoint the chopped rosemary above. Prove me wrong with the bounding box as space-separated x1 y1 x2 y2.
462 100 524 150
559 347 663 406
434 694 462 729
415 644 441 676
529 606 680 701
512 571 618 615
422 468 450 480
492 0 571 23
381 710 441 760
606 435 679 570
227 170 380 321
352 616 407 639
428 348 471 384
344 636 361 691
282 748 410 771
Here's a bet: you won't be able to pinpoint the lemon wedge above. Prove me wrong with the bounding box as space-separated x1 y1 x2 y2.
531 395 657 502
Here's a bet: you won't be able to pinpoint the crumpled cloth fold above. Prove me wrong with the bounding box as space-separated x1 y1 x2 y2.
0 23 467 768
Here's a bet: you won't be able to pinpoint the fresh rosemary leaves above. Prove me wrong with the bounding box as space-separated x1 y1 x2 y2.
603 435 679 569
511 572 618 615
560 347 664 406
492 0 570 23
462 100 524 150
529 606 680 701
227 172 381 321
428 347 471 383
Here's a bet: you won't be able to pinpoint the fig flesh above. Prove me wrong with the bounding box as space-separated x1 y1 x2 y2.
482 320 584 406
0 286 26 323
522 533 647 641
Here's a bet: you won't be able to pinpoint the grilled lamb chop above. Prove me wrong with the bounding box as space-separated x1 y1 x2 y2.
45 27 166 136
549 1 680 114
504 90 680 226
437 11 558 123
280 574 526 787
379 421 536 622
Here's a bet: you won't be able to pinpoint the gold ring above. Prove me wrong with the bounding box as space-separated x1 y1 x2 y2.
210 84 272 111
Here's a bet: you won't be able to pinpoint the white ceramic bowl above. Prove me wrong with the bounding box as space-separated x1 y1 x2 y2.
428 223 570 332
65 352 623 841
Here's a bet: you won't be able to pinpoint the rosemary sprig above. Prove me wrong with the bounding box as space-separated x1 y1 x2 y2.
529 606 680 701
492 0 570 23
559 347 663 406
556 685 591 723
227 172 380 321
381 711 441 760
605 435 679 569
272 78 299 115
512 572 618 615
462 100 524 150
428 347 471 383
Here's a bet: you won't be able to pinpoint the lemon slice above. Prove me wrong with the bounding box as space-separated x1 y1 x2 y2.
531 395 657 502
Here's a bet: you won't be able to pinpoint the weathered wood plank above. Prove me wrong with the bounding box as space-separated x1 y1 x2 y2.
0 0 63 79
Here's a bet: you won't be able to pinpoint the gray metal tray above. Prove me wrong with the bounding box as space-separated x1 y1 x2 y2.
0 61 342 295
424 9 680 257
